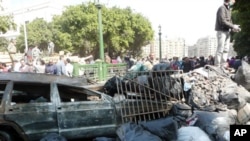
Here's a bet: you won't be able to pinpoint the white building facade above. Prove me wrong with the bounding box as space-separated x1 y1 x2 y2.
188 36 237 58
143 37 187 60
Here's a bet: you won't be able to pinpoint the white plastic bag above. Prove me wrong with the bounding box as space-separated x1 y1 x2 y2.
177 126 211 141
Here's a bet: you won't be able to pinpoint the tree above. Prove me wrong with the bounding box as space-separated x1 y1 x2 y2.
232 0 250 56
52 3 98 56
102 7 154 57
52 2 154 58
0 37 8 52
0 3 16 33
0 15 16 34
0 3 16 50
16 18 53 53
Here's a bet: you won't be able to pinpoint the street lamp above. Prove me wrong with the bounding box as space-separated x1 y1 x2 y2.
158 25 162 62
23 21 28 53
95 0 104 61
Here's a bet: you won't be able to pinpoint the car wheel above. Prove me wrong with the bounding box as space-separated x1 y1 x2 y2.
0 130 12 141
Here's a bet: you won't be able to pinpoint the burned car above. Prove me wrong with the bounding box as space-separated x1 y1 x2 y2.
0 72 173 141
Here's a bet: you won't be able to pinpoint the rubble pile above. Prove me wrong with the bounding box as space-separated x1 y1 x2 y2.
182 65 250 124
100 65 250 141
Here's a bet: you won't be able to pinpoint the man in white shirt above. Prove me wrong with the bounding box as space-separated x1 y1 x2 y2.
65 58 73 77
32 45 42 61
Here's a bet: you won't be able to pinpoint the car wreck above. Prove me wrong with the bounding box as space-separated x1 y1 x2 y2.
0 72 176 141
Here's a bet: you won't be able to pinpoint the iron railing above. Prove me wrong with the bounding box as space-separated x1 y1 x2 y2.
112 70 184 123
72 62 127 82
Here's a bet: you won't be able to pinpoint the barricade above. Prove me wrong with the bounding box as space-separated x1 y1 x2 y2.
113 70 184 123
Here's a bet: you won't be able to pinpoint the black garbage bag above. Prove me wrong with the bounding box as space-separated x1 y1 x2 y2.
40 133 67 141
140 117 178 141
219 83 247 110
170 103 193 118
148 76 183 100
219 93 239 109
152 62 171 72
128 75 150 94
93 137 117 141
116 122 162 141
194 110 236 141
103 76 123 97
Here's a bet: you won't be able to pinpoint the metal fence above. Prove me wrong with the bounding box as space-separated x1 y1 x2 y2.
72 62 127 82
113 70 184 123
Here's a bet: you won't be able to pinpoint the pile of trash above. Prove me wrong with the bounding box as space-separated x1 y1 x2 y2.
96 64 250 141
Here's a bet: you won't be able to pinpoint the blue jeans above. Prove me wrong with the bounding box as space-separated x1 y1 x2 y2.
215 31 231 65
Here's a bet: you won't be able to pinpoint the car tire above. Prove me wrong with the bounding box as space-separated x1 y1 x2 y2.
0 130 12 141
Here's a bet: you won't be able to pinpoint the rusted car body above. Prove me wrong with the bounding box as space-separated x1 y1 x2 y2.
0 72 176 141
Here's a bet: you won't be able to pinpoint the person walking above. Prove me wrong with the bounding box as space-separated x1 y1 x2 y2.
215 0 241 67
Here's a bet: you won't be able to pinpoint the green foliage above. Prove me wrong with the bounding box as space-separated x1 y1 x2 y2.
52 3 98 56
0 37 8 52
16 18 53 52
0 15 16 33
52 2 154 58
16 2 154 58
232 0 250 56
102 7 154 57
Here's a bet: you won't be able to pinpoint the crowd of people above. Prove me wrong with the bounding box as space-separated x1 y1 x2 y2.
0 45 248 77
0 39 74 77
123 53 249 74
0 37 248 77
0 54 74 77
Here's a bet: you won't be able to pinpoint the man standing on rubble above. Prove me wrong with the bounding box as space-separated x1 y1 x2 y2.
215 0 241 67
7 39 17 61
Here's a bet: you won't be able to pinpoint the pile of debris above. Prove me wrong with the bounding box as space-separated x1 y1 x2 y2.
97 64 250 141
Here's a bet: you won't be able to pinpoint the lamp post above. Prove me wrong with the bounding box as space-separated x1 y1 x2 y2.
23 21 28 53
95 0 104 61
158 25 162 62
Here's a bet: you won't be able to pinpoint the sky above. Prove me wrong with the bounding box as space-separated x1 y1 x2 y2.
8 0 224 45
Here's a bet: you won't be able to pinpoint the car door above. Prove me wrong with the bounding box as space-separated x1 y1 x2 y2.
55 83 117 139
4 81 58 141
0 81 8 116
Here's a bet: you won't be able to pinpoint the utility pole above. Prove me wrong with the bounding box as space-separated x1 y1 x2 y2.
23 20 28 53
158 25 162 62
96 0 104 61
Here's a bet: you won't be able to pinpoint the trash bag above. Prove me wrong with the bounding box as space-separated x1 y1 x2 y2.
148 76 183 100
219 93 239 109
140 117 178 141
170 103 193 118
152 62 171 71
236 85 250 103
103 76 123 97
169 102 193 126
237 103 250 124
93 137 117 141
219 83 247 110
194 111 236 141
125 64 148 79
116 122 162 141
234 60 250 91
177 126 211 141
40 133 67 141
